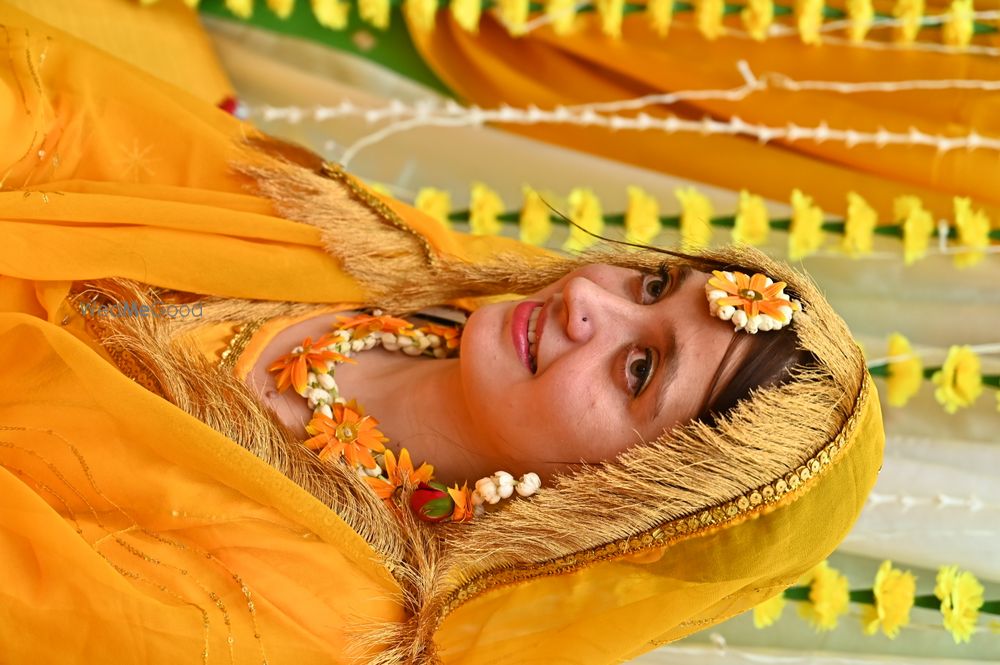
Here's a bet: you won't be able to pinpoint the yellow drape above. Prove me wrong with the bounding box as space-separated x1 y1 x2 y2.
407 9 1000 223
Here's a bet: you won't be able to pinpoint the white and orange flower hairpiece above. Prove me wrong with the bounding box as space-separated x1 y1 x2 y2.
706 270 802 334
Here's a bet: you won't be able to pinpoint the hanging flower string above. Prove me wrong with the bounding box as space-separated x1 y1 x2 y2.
868 337 1000 414
754 559 999 644
178 0 1000 49
403 183 997 267
268 311 541 523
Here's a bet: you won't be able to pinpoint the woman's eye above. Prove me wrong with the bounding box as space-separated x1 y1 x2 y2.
640 270 671 304
627 348 656 397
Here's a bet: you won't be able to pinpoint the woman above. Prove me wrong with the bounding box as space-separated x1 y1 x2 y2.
0 3 884 663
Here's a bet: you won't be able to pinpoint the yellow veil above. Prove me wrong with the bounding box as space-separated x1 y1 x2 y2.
0 2 884 663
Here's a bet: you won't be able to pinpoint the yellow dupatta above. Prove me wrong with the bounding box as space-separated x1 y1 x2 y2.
0 3 884 663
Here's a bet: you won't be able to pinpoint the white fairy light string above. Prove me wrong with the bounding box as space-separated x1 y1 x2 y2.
250 61 1000 126
245 61 1000 166
866 342 1000 368
326 104 1000 167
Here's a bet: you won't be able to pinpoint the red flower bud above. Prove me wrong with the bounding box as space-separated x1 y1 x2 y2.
410 481 454 523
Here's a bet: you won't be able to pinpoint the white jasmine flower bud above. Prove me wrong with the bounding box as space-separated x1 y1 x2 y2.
363 336 378 350
475 477 501 505
351 339 365 352
732 309 748 330
381 332 397 346
402 345 422 356
398 335 414 348
365 464 382 476
307 372 318 387
318 404 333 419
494 471 514 486
718 305 736 321
471 490 485 506
433 348 447 358
426 334 441 348
416 335 431 350
307 388 332 406
516 472 541 497
317 373 336 391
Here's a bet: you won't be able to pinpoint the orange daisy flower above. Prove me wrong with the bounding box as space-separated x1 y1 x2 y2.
447 483 476 523
707 270 796 322
336 312 413 339
422 322 461 350
267 333 351 394
364 448 435 502
304 402 387 469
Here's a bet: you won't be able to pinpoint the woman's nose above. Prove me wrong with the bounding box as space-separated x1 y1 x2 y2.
562 275 623 343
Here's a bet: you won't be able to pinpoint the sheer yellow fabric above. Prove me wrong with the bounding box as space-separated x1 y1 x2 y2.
0 3 884 663
407 10 1000 222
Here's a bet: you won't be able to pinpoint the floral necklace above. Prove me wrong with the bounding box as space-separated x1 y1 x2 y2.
267 310 541 523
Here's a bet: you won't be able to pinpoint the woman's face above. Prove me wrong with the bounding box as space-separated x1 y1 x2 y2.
459 263 749 477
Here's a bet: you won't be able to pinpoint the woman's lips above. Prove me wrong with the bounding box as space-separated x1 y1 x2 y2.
511 300 542 372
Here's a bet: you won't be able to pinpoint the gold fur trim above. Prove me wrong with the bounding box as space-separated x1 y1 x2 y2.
439 370 871 617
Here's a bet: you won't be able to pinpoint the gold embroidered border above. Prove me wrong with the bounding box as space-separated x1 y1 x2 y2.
218 318 266 373
438 369 872 618
319 161 437 266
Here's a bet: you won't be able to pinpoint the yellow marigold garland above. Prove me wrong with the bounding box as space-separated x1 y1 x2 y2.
846 0 874 42
896 195 935 265
753 593 787 628
932 345 983 413
469 182 504 236
546 0 579 35
943 0 975 49
624 186 662 245
733 190 770 246
798 561 851 631
789 188 824 261
647 0 674 37
405 0 439 33
935 566 985 644
266 0 295 19
695 0 726 40
796 0 825 45
952 196 991 269
862 560 916 639
415 187 452 229
676 186 714 250
519 186 554 246
497 0 531 36
311 0 350 29
563 187 604 252
225 0 253 19
596 0 625 38
885 333 923 407
359 0 391 29
451 0 482 32
893 0 925 44
742 0 775 41
841 191 876 257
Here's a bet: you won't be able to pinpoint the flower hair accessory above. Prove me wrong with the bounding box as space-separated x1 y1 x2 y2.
706 270 802 333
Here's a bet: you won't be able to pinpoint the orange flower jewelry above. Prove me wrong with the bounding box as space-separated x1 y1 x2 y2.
705 270 802 333
268 310 541 523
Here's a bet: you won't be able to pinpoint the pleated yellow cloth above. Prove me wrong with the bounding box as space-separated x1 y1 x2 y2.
407 6 1000 222
0 3 524 662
